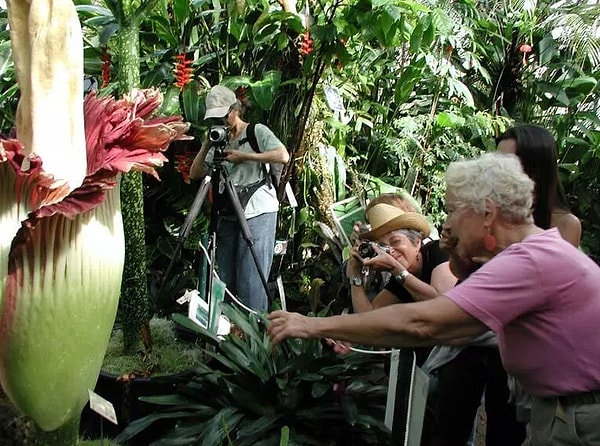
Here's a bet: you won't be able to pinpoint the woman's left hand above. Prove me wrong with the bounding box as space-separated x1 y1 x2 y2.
268 310 313 345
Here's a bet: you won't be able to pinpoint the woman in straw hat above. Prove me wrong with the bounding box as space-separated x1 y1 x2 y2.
347 202 456 310
268 152 600 446
345 201 457 366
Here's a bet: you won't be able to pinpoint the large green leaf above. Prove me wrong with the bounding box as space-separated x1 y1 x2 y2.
563 76 597 96
182 80 202 124
249 71 283 110
199 407 244 446
114 411 195 442
173 0 190 23
171 313 221 346
0 41 12 78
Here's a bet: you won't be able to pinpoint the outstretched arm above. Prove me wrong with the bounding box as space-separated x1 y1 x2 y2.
268 296 488 347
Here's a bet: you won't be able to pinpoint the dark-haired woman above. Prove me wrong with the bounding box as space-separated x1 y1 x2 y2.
496 124 581 247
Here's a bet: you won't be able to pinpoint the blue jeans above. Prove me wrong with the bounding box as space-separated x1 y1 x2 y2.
215 212 277 312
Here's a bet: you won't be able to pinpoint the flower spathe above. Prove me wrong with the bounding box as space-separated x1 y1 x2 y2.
0 89 191 431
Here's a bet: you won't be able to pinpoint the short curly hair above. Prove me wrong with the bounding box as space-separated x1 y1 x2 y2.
445 152 535 224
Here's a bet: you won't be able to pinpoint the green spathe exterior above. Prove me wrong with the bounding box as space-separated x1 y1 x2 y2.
0 186 124 430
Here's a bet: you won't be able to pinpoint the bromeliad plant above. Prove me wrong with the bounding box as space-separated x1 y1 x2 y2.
0 0 190 441
115 304 391 446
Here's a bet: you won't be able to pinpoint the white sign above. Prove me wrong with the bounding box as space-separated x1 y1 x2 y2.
88 389 118 425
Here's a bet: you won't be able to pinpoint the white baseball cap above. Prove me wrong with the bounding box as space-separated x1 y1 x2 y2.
204 85 237 119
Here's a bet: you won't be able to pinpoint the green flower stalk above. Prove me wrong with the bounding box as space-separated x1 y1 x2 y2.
1 0 190 434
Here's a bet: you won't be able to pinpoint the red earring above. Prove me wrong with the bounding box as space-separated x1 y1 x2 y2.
483 231 496 251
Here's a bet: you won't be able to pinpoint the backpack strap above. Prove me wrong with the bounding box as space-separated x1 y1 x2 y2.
243 123 260 154
240 123 272 187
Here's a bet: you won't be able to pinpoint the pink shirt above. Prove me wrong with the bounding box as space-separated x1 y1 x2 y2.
446 229 600 396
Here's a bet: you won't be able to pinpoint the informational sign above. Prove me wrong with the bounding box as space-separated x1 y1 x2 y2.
187 283 230 336
88 389 118 425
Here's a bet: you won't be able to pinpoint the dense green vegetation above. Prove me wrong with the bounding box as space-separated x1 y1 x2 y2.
2 0 599 311
1 0 599 443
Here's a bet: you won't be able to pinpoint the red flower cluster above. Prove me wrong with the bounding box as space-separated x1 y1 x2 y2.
174 54 193 90
174 152 196 184
235 86 248 101
100 49 111 88
298 31 314 56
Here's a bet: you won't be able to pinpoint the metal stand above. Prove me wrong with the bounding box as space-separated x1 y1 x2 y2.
160 150 271 311
385 349 429 446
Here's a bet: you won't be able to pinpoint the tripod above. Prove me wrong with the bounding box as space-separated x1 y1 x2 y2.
161 143 271 317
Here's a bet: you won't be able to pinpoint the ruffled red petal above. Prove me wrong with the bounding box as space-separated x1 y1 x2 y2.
3 89 191 226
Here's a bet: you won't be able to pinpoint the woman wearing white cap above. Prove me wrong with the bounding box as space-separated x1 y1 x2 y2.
190 85 289 311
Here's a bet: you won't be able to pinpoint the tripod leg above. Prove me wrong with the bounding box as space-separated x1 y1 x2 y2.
180 175 212 240
159 172 213 296
222 179 272 306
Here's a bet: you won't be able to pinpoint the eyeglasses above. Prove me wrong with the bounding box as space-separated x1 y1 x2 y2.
224 106 237 120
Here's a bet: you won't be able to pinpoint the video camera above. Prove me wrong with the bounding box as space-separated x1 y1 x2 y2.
209 125 228 144
208 125 229 164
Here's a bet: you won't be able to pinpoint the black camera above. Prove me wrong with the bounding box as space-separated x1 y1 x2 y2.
209 125 229 164
358 241 377 259
209 125 228 144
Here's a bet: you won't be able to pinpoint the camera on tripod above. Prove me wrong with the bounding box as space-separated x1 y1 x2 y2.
208 125 229 163
209 125 228 144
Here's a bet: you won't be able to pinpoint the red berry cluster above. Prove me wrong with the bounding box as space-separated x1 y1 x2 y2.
174 54 193 90
100 48 111 88
298 31 314 56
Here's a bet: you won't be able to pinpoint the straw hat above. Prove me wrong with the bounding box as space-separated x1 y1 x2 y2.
362 203 430 240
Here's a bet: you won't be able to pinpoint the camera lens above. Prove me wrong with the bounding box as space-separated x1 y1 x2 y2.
209 126 228 142
358 241 376 258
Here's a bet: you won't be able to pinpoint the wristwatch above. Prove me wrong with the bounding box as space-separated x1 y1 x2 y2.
350 276 364 287
394 270 410 284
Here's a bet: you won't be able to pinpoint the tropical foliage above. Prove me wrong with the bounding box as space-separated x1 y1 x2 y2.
114 304 391 445
0 0 599 442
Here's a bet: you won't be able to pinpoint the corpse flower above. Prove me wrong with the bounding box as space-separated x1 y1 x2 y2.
1 0 190 432
0 89 190 432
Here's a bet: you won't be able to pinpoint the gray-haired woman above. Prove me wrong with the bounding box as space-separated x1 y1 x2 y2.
268 152 600 446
